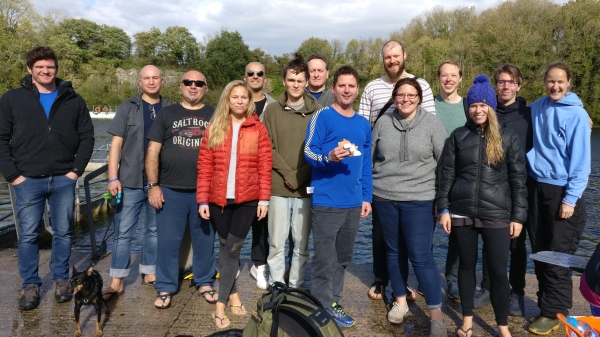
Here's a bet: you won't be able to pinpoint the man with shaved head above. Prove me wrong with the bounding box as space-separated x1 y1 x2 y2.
243 62 275 289
103 65 170 301
146 70 217 308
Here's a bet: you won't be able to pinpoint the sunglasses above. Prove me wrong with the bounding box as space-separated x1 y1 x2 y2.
246 70 264 77
181 79 206 87
149 104 156 120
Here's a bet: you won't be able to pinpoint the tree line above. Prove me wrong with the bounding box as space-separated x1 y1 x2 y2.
1 0 599 124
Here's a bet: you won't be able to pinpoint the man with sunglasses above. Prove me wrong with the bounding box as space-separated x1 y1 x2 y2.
244 62 276 120
103 65 170 301
146 71 218 308
243 62 275 289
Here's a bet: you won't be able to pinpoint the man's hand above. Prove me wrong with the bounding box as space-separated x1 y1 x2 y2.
108 179 122 196
559 203 575 219
361 201 371 218
148 186 164 210
440 213 451 234
66 172 79 181
509 221 523 239
257 205 268 221
11 175 26 185
328 146 351 162
199 205 210 220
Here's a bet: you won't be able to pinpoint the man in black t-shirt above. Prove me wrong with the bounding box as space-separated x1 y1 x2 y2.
146 70 217 308
243 62 275 289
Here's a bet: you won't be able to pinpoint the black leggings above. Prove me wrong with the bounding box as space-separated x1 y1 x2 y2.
209 203 256 304
454 225 511 326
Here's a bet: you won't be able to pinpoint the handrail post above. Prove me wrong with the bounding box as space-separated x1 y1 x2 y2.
83 164 108 260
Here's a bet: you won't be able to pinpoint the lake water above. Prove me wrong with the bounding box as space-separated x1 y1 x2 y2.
72 119 600 273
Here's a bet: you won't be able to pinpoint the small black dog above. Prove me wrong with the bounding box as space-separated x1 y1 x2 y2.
69 264 110 337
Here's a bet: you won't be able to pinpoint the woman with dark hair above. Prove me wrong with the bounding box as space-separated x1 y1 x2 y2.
196 80 272 329
526 62 591 335
437 75 527 337
371 77 447 335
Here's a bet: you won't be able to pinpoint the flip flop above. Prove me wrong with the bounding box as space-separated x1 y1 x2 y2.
154 293 172 309
102 290 124 301
229 303 247 315
368 282 385 300
406 288 417 302
456 327 473 337
199 289 218 304
212 312 230 329
141 273 155 286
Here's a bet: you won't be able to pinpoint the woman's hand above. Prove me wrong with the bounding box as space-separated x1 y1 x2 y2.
440 213 451 234
199 205 210 220
257 205 268 221
509 221 523 239
559 203 575 219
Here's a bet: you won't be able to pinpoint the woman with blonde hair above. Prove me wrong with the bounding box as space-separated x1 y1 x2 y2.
197 80 272 329
437 75 527 337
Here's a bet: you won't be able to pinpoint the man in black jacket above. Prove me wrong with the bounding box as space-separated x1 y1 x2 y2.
0 46 94 310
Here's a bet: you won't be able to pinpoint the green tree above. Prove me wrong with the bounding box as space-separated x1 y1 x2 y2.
158 26 199 65
97 25 131 61
202 29 251 87
132 27 161 63
296 37 333 62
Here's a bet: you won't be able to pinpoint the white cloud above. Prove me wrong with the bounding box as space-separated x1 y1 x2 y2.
30 0 568 56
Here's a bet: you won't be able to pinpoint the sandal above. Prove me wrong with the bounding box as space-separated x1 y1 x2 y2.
456 327 473 337
199 288 218 304
154 293 172 309
229 303 247 315
406 288 417 302
141 273 155 286
368 281 385 300
212 312 230 329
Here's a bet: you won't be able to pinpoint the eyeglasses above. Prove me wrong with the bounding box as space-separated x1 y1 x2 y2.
394 93 418 99
149 104 156 120
496 80 519 87
246 70 264 77
181 79 206 87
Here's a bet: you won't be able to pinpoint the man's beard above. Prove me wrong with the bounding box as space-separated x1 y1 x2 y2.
185 96 198 104
384 62 405 82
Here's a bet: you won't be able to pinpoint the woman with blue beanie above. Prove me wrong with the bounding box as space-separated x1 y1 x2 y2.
437 75 527 337
526 62 591 335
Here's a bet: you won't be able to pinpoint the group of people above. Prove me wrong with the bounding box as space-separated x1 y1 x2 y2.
0 42 592 336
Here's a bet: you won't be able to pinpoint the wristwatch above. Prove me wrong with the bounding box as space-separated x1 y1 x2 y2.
147 182 159 189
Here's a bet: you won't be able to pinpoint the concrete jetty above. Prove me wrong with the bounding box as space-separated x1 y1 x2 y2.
0 248 591 336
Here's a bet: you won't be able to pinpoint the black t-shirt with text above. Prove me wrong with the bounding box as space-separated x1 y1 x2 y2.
147 103 214 189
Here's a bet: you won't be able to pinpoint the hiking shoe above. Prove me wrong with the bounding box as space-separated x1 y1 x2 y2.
387 302 409 324
430 318 447 337
53 278 72 303
528 316 560 335
250 264 269 290
327 302 355 327
473 288 491 309
18 284 40 310
446 278 460 300
508 292 525 317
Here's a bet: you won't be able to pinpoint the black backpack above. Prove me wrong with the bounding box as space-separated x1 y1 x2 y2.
243 282 344 337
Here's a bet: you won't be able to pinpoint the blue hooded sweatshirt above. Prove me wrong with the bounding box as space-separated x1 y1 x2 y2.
527 92 591 205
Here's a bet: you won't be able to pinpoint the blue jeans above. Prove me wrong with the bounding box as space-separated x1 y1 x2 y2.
155 187 216 293
310 206 361 306
372 199 442 309
110 187 156 278
13 175 76 288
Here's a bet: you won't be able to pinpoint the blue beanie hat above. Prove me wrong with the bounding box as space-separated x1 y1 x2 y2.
466 75 497 111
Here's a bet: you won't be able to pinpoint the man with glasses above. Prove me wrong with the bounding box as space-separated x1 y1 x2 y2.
146 70 217 308
103 65 170 301
244 62 275 120
243 62 275 289
305 54 334 106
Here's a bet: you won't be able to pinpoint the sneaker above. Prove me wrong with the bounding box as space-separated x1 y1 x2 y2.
250 264 269 290
387 302 409 324
473 288 491 309
53 278 72 303
508 292 525 317
446 278 460 300
430 318 447 337
528 316 560 335
18 284 40 310
327 302 355 327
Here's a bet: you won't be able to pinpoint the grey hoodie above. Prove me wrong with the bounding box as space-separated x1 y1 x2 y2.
371 106 447 201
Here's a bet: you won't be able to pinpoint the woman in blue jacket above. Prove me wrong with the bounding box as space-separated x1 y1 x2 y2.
526 62 592 335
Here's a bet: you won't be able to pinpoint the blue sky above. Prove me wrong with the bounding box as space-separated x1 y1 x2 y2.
30 0 569 56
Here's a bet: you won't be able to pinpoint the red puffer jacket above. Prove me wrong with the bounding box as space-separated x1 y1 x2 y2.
196 114 272 206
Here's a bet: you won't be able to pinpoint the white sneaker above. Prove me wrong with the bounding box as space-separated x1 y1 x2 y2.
250 264 269 290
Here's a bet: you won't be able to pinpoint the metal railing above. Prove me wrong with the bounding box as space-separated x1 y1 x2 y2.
82 164 110 260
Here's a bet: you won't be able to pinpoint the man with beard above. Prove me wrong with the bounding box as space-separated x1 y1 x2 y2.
358 40 435 301
243 62 276 289
146 70 217 308
305 54 334 106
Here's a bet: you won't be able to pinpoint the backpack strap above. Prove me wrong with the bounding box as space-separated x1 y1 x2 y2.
371 100 393 130
269 296 286 337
